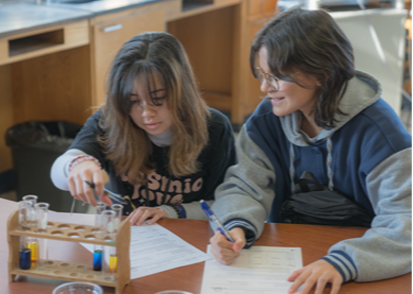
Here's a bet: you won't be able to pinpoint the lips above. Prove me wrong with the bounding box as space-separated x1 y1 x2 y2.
270 97 285 105
144 122 160 129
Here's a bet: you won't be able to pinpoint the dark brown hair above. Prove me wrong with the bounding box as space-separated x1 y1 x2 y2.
100 32 210 185
250 7 355 129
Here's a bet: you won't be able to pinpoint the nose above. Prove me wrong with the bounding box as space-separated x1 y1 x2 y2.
260 78 272 93
140 100 156 118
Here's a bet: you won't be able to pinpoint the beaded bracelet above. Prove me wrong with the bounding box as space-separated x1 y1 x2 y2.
166 204 182 219
68 155 102 173
175 203 186 219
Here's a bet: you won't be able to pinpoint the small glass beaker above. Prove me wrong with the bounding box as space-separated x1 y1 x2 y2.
52 282 103 294
155 291 194 294
22 194 38 205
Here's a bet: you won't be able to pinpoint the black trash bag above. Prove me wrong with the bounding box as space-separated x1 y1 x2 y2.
5 121 81 152
5 121 86 213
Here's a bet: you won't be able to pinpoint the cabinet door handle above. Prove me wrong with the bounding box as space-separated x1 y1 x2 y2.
103 24 123 33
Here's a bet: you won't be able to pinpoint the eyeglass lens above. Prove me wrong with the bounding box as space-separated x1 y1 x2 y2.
256 68 279 91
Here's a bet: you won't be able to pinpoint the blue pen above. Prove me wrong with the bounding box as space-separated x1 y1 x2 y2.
200 200 235 243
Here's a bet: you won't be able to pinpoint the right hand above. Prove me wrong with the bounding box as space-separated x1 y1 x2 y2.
209 227 246 265
67 160 112 207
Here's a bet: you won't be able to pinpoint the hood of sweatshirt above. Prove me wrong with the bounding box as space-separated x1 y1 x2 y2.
280 70 382 147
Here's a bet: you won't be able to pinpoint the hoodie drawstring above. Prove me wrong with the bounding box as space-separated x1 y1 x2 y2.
326 138 334 190
289 143 296 193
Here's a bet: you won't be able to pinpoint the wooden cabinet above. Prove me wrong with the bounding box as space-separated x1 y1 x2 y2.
242 0 278 120
0 20 89 66
167 0 278 128
90 2 168 106
0 21 91 174
0 0 278 174
0 2 169 174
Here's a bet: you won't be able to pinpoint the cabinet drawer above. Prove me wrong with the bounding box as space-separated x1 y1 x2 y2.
91 4 166 106
247 0 277 16
0 20 89 66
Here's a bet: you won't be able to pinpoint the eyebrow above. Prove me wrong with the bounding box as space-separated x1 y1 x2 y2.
130 88 166 97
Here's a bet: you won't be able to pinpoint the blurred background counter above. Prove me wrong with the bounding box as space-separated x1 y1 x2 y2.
0 0 410 203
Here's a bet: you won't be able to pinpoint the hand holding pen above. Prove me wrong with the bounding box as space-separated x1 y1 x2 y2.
200 200 235 242
200 200 246 265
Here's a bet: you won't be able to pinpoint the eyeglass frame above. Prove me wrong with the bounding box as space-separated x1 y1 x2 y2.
255 67 303 91
255 67 281 91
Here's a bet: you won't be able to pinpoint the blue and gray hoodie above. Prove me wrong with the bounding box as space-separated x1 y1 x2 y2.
212 70 412 282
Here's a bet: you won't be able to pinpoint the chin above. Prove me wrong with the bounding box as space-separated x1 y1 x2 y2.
272 106 295 117
147 130 162 136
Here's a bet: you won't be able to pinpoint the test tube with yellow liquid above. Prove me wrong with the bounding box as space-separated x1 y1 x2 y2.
102 210 117 279
109 204 123 273
108 249 117 273
22 195 39 264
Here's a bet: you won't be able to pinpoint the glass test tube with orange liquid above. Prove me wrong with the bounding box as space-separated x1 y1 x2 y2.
102 210 117 278
22 195 39 265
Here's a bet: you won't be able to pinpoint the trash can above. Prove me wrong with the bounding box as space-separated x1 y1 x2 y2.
5 120 87 213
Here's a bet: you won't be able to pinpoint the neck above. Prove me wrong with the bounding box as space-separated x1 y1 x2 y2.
300 112 323 138
147 128 173 147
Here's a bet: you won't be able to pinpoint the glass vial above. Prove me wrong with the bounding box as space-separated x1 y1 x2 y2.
22 194 38 203
111 204 123 233
18 200 32 270
22 195 39 264
35 202 49 268
93 203 106 271
102 210 117 279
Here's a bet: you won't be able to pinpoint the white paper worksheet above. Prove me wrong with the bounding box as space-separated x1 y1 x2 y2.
81 223 211 279
201 245 302 294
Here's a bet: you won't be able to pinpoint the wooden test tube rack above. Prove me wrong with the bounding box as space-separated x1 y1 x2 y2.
7 209 131 294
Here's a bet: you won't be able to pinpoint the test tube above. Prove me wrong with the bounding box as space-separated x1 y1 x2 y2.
18 201 32 270
22 194 38 209
18 200 32 230
111 204 123 233
36 202 49 232
94 203 107 230
22 195 38 226
35 202 49 267
22 195 39 264
93 203 106 271
102 210 117 278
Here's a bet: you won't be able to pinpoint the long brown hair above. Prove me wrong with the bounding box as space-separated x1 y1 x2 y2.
100 32 210 185
250 8 355 129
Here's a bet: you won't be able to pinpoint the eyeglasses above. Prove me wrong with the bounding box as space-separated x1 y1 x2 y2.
255 67 280 91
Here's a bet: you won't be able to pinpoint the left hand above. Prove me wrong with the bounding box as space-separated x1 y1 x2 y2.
126 207 168 226
287 259 343 294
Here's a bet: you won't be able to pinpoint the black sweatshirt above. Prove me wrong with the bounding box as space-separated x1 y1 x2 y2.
69 108 236 215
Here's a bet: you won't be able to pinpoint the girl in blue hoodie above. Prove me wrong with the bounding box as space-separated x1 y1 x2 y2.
209 7 411 294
